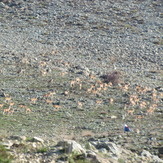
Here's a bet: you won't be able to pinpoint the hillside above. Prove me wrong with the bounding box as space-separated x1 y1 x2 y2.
0 0 162 162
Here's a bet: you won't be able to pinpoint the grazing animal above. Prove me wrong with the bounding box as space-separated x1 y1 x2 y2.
5 97 11 103
127 109 135 115
30 97 37 104
0 104 4 109
96 100 103 104
77 101 83 108
53 105 61 109
3 107 14 115
9 102 14 107
25 107 31 114
70 80 76 87
139 101 147 108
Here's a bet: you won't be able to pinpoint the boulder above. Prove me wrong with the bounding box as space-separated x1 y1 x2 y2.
141 150 163 163
97 141 122 157
141 150 152 157
1 141 13 149
31 137 44 144
58 139 86 154
152 155 163 163
9 135 27 141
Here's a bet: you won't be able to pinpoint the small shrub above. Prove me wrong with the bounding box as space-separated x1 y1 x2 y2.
118 158 125 163
25 137 33 142
100 71 121 85
85 142 91 150
36 147 48 153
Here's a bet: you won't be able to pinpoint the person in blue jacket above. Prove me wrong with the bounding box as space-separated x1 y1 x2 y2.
124 124 131 132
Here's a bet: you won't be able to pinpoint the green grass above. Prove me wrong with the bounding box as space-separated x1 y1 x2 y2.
25 137 33 142
68 152 91 163
85 142 91 150
118 158 125 163
36 146 48 153
0 145 13 163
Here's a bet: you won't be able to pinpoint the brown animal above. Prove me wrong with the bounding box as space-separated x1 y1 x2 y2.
77 101 83 108
87 85 95 93
19 104 26 108
9 102 14 107
121 83 130 92
5 97 11 103
89 74 95 80
96 100 103 104
147 107 155 114
46 99 53 104
30 97 37 104
3 107 14 115
139 101 147 108
70 80 76 87
0 104 4 109
25 107 31 114
127 109 135 115
53 105 61 109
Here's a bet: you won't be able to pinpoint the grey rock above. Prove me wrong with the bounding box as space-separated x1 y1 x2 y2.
141 150 163 163
86 150 97 158
152 155 163 163
141 150 152 157
9 135 26 141
98 148 107 154
31 137 44 144
58 139 86 154
97 141 122 157
1 141 13 149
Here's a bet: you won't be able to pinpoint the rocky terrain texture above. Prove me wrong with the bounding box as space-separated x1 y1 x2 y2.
0 0 163 162
1 136 163 163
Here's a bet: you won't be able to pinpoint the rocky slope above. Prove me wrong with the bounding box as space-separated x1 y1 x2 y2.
0 0 162 162
0 136 163 163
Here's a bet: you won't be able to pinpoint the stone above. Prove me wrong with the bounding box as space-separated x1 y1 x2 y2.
111 115 117 119
58 139 86 154
86 151 101 163
158 147 163 157
9 135 26 141
141 150 152 157
31 137 44 144
32 142 37 148
97 141 122 157
99 148 108 154
85 142 96 151
152 155 163 163
86 150 97 158
1 141 13 149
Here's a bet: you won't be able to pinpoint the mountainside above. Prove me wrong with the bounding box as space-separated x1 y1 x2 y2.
0 0 162 162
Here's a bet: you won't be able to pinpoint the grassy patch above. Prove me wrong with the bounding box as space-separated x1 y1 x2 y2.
0 145 13 163
68 152 91 163
118 158 125 163
26 137 33 142
36 146 48 153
